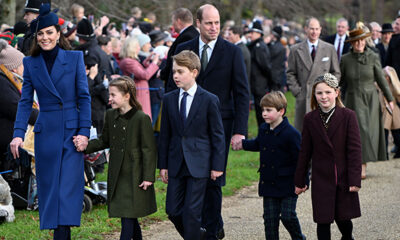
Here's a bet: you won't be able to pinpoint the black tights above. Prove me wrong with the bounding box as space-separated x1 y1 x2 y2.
53 226 71 240
120 218 142 240
317 220 353 240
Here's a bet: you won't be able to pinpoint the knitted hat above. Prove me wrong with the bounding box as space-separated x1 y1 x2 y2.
0 31 18 48
136 34 151 48
24 0 51 13
248 20 263 35
272 26 283 39
314 73 339 89
76 18 95 41
0 39 25 71
30 3 59 34
13 21 28 35
149 30 167 45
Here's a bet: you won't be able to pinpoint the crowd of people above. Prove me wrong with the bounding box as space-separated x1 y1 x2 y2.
1 0 400 239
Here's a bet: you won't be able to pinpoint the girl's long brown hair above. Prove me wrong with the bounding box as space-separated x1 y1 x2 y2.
310 82 344 110
109 76 142 110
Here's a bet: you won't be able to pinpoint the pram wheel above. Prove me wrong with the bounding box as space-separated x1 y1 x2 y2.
82 194 93 212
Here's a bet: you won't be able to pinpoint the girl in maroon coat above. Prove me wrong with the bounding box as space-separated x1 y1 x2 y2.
294 73 362 240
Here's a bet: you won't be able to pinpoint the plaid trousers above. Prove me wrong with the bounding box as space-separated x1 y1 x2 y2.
263 196 305 240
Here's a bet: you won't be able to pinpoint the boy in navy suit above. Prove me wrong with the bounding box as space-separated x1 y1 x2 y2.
158 50 225 240
233 91 306 240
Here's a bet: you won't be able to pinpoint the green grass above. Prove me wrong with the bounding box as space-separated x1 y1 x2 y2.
1 92 295 239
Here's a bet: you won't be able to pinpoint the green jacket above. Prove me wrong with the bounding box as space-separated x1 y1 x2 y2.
86 108 157 218
340 47 393 162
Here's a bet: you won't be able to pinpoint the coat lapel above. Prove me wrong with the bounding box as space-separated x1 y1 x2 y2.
298 41 312 71
202 37 224 76
171 90 183 135
33 55 61 100
50 49 67 86
310 110 334 149
184 86 204 132
327 107 344 139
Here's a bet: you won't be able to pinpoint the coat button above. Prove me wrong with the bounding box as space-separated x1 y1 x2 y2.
262 164 265 168
271 166 274 169
114 124 116 128
261 181 264 184
59 103 63 108
112 136 115 139
271 149 275 152
271 182 275 185
123 127 126 130
263 147 266 151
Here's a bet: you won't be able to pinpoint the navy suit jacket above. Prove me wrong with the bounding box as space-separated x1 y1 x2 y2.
324 34 351 56
158 86 225 178
172 36 249 136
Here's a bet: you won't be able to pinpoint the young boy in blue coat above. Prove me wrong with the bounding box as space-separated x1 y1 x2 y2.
233 91 306 240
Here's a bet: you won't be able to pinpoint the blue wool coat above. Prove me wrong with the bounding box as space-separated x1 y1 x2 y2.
13 49 91 229
242 117 305 198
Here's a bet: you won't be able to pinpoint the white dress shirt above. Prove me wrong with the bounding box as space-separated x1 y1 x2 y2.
199 38 217 63
307 39 319 54
334 34 345 55
179 83 198 117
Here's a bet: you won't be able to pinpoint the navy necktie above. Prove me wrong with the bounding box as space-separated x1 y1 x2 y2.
311 45 316 61
180 92 189 125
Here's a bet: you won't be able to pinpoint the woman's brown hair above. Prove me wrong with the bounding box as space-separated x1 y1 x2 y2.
30 24 71 56
109 76 142 110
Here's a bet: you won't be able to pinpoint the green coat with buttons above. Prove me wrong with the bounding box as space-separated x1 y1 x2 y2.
86 108 157 218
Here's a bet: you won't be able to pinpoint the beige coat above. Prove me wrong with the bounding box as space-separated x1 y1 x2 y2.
287 40 341 130
379 66 400 130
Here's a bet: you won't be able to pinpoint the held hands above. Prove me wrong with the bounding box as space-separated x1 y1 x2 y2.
231 134 245 151
349 186 360 192
160 169 168 184
295 186 308 195
72 135 89 152
10 137 24 159
211 170 223 180
139 181 153 190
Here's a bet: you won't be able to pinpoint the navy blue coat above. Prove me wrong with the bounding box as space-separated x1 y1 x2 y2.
158 86 225 178
13 49 91 229
242 117 304 198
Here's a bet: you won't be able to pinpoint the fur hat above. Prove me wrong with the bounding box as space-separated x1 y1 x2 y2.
24 0 51 13
136 34 151 48
76 18 95 41
248 20 263 35
29 3 59 34
0 39 25 71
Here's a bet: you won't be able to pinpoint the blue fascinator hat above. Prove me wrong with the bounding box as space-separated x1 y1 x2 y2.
30 3 59 34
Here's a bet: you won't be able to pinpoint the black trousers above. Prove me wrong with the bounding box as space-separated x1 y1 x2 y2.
53 226 71 240
317 220 353 240
167 176 208 240
384 129 400 158
120 218 142 240
254 94 265 127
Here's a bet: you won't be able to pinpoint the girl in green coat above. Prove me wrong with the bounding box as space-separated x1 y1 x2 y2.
340 27 394 179
79 76 157 240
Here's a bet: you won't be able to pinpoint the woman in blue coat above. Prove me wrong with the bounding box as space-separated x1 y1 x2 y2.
9 4 91 239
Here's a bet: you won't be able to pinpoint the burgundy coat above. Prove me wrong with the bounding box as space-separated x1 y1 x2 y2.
294 107 362 224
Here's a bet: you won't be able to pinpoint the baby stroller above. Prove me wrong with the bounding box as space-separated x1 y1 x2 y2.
82 150 107 212
1 145 38 211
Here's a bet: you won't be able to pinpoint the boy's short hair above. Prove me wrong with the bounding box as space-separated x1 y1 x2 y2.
260 91 287 114
172 50 201 72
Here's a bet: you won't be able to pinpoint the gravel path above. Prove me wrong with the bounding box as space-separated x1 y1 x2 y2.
141 159 400 240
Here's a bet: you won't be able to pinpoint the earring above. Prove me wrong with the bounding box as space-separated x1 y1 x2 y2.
57 39 59 44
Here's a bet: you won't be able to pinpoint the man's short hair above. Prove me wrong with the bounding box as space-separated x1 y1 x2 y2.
228 26 243 37
172 8 193 24
260 91 287 114
305 17 320 28
196 4 217 22
97 36 111 46
336 18 348 26
172 50 201 72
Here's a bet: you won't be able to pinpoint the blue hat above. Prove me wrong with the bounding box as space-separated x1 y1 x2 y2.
30 3 59 34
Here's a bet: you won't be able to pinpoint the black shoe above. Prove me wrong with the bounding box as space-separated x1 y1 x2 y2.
200 227 207 240
217 228 225 239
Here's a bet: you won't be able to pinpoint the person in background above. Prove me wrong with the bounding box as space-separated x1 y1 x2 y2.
83 76 157 240
376 23 395 66
323 18 351 62
70 3 85 24
269 26 287 92
385 15 400 76
370 21 382 45
9 4 91 239
295 73 362 240
340 27 394 179
97 35 122 77
119 37 160 120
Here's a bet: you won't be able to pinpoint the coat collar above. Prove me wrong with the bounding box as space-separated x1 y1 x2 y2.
261 116 289 135
309 106 345 146
197 36 225 82
112 107 138 120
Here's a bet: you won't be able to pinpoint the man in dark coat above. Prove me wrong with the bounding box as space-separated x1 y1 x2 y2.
173 4 249 239
18 0 51 56
377 23 394 66
385 16 400 75
247 20 273 127
323 18 350 62
268 26 287 92
227 26 251 94
76 18 111 134
161 8 199 92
